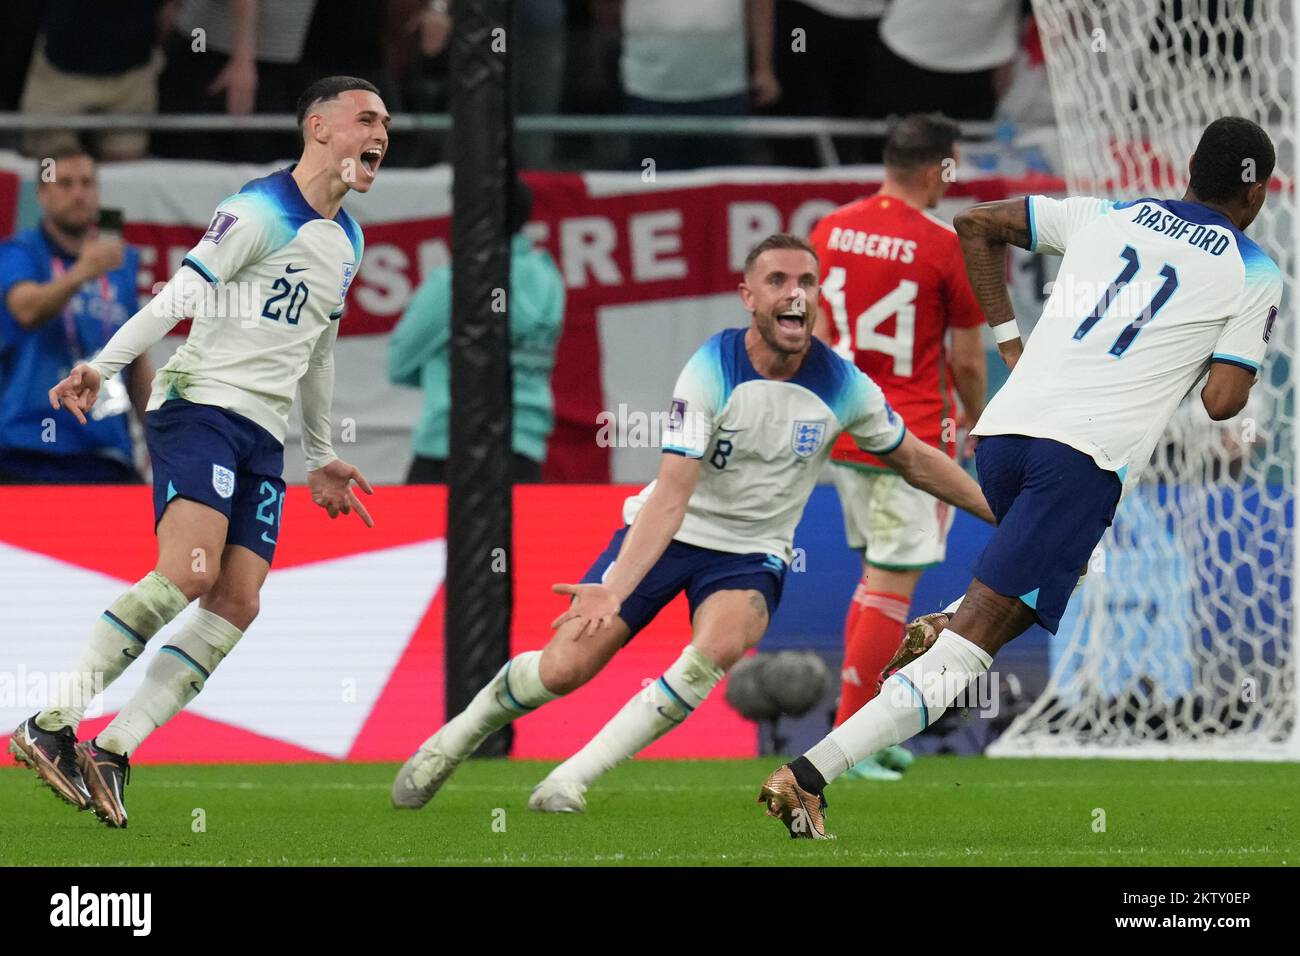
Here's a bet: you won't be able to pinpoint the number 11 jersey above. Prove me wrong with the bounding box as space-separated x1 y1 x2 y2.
973 196 1282 486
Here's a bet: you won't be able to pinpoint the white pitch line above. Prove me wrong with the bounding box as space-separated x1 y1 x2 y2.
72 845 1287 868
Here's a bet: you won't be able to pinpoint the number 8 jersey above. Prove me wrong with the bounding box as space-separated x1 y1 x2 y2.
972 195 1283 487
150 167 364 446
810 194 985 470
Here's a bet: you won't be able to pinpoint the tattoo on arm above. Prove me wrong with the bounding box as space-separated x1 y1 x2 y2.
955 200 1032 329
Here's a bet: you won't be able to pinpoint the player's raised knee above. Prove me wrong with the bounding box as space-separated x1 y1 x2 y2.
537 639 605 696
161 565 219 603
203 591 259 631
537 656 588 696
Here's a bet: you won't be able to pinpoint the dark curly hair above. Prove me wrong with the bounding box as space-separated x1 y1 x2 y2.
1189 117 1275 204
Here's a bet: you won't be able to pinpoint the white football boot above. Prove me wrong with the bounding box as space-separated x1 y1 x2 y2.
391 725 463 810
528 778 588 813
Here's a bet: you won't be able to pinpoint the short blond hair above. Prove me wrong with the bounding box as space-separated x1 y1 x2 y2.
743 233 818 274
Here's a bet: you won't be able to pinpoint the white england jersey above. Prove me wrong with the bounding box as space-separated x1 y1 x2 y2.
623 329 906 561
973 195 1283 485
151 167 364 444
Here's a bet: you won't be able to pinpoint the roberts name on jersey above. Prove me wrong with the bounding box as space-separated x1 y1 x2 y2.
622 329 907 562
151 168 365 443
811 195 985 469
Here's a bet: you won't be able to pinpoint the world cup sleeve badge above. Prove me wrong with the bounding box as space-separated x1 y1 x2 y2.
669 398 687 431
203 211 238 245
791 420 826 459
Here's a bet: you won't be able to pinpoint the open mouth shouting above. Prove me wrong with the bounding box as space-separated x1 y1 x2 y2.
776 288 808 332
360 145 384 178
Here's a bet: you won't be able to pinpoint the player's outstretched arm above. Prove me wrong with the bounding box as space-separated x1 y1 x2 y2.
301 323 375 527
953 199 1032 369
308 459 375 527
47 265 205 424
48 363 102 426
877 430 994 525
552 452 701 638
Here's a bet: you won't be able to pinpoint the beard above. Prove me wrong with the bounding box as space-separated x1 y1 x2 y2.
49 211 93 237
759 311 809 356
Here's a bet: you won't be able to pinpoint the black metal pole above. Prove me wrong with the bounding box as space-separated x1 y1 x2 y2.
447 0 515 755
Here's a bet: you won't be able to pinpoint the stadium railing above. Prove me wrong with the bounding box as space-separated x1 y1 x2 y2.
0 113 1010 167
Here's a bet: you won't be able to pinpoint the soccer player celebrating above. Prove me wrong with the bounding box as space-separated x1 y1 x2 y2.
8 76 388 828
759 117 1282 838
393 234 995 815
810 113 986 781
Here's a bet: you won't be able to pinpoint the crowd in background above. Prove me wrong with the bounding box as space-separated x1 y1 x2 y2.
0 0 1049 485
0 0 1041 170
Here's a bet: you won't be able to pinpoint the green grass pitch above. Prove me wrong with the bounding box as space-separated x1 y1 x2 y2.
1 757 1295 866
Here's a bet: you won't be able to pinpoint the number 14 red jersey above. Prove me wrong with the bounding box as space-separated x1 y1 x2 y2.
810 194 984 469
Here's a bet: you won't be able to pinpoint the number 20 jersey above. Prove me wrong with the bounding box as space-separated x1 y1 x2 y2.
810 195 985 470
973 195 1283 486
150 167 365 444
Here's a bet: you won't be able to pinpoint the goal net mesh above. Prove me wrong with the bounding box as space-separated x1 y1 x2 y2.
989 0 1298 759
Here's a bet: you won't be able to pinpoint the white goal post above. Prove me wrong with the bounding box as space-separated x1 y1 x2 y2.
988 0 1300 760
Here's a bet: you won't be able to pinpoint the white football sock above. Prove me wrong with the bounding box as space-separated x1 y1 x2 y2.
37 572 190 733
435 650 561 759
542 644 726 787
96 608 242 757
805 629 992 784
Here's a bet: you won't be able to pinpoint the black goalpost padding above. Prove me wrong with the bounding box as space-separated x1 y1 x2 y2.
446 0 515 755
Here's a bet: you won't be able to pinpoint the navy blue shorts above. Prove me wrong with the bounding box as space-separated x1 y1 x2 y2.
972 435 1122 633
145 399 286 565
580 526 787 639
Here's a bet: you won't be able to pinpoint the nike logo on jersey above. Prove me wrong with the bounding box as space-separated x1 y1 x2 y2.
285 264 309 273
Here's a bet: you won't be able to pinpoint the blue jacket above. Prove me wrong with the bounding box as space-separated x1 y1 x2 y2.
0 226 140 466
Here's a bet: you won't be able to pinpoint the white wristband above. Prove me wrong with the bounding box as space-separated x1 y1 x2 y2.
992 320 1021 344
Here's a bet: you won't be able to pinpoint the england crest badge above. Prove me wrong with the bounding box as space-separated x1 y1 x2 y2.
791 420 826 459
212 464 236 499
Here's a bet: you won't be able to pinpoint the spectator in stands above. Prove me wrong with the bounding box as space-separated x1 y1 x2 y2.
401 0 568 170
298 0 395 101
622 0 780 170
770 0 887 166
875 0 1023 120
0 6 41 154
0 150 151 484
388 179 564 483
155 0 317 162
19 0 167 162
